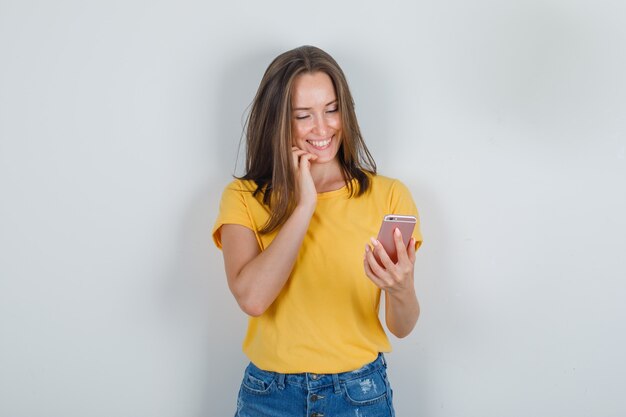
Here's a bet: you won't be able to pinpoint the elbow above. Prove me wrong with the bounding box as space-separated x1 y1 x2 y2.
228 269 280 317
240 301 266 317
387 314 419 339
389 327 412 339
229 280 268 317
235 292 269 317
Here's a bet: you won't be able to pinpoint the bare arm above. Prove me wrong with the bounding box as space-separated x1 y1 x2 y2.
220 148 317 317
220 204 314 316
363 228 420 338
384 283 420 338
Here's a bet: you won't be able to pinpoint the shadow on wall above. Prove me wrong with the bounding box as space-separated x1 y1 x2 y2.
162 182 246 417
154 47 280 416
387 176 449 417
201 47 283 415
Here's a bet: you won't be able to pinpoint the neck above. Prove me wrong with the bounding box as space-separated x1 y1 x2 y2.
310 159 345 192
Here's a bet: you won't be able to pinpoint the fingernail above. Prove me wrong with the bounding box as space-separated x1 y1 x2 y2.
370 237 379 246
365 244 370 252
394 228 401 236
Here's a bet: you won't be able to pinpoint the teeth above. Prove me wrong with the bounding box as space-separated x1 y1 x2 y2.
308 139 331 147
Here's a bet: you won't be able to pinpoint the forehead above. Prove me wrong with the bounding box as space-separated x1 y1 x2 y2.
291 72 337 106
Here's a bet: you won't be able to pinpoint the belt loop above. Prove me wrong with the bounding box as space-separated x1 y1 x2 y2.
277 373 286 390
380 353 387 368
332 374 341 394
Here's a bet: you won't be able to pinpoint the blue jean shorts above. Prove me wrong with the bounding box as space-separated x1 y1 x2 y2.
235 353 394 417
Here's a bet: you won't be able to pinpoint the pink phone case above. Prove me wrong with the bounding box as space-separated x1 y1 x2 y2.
376 215 417 263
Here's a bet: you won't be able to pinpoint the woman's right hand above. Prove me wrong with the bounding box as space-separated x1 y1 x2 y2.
292 146 318 211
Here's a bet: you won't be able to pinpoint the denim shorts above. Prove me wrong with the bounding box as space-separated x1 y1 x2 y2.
235 353 394 417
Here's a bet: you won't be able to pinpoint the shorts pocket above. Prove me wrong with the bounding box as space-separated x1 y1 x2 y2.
240 364 277 396
343 370 388 406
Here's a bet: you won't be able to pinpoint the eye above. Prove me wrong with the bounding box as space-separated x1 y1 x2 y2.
295 115 309 120
326 107 338 113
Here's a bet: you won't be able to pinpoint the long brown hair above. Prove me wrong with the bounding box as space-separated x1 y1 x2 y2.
241 45 377 234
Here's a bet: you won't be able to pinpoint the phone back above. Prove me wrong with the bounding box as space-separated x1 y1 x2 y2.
376 215 416 263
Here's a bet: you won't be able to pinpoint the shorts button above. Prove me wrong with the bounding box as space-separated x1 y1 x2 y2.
310 374 319 380
310 394 324 401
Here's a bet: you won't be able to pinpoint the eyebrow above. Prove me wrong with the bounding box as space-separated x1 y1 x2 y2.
292 100 338 111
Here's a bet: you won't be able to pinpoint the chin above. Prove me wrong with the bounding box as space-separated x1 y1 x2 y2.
311 156 335 164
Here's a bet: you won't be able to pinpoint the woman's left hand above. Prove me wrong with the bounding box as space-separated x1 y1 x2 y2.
363 228 416 296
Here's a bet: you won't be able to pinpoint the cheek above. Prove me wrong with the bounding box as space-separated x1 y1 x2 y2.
329 115 342 131
292 125 308 142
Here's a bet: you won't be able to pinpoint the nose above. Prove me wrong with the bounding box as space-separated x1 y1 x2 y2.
312 115 329 136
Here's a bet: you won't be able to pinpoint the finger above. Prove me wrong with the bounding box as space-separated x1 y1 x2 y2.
408 237 416 263
292 149 310 168
292 149 316 161
364 246 387 288
298 152 316 160
299 153 318 170
365 243 390 280
364 258 386 289
370 237 395 269
393 228 410 264
292 150 308 160
291 146 309 154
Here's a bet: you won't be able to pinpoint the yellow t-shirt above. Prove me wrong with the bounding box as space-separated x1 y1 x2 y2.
212 174 422 373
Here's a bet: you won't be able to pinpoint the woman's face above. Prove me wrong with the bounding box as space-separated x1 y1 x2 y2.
291 71 342 165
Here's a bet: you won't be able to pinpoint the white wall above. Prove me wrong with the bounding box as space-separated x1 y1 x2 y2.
1 1 625 416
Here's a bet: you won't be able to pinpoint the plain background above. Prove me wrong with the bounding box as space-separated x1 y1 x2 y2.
1 0 625 416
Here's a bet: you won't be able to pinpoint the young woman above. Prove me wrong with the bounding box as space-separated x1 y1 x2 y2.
212 45 423 417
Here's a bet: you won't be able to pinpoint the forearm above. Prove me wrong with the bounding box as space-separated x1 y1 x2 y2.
385 288 420 338
232 205 314 316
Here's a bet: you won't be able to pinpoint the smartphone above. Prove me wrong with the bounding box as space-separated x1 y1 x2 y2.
376 214 417 263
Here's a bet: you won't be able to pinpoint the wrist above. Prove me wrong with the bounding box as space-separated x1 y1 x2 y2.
293 202 316 218
387 286 417 303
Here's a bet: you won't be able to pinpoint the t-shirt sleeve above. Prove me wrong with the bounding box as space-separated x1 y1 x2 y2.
389 180 424 251
212 181 255 249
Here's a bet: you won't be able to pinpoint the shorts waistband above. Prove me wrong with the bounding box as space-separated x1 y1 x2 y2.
248 353 387 390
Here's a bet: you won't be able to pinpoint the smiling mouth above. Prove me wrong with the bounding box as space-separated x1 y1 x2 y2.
306 136 333 150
